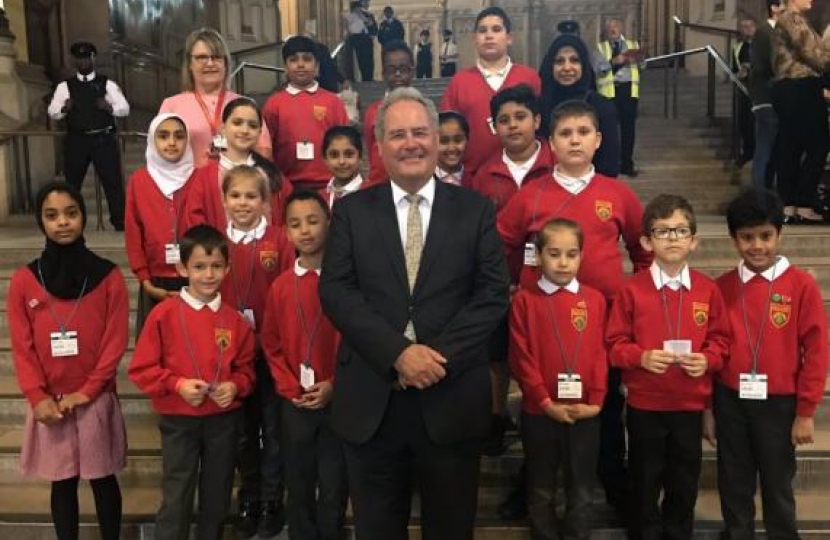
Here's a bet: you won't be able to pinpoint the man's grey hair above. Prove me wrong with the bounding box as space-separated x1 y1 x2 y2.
375 87 440 142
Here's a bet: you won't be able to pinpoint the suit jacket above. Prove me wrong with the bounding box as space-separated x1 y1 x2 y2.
319 180 510 445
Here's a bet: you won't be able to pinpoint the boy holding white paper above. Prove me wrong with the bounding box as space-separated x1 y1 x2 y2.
709 188 828 540
606 194 730 540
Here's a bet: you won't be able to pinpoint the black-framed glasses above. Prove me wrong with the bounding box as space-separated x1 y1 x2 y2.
650 227 694 240
190 54 225 65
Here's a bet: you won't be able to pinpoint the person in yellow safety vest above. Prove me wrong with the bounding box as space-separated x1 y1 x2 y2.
732 18 756 169
593 19 643 177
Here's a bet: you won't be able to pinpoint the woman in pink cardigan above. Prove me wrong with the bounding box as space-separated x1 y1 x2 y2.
159 27 271 166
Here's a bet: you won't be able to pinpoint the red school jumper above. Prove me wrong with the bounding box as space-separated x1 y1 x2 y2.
469 140 553 213
509 281 608 414
440 65 541 176
716 265 828 417
605 269 731 411
262 88 349 192
128 296 256 416
260 265 340 401
363 100 387 186
220 225 294 332
125 168 195 282
497 174 651 299
8 269 129 406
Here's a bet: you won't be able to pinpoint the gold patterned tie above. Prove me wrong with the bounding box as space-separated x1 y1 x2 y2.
404 194 423 341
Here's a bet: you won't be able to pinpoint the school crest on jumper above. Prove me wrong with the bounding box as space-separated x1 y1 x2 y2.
692 302 709 326
260 250 278 271
571 303 588 332
313 105 328 121
215 328 232 352
595 200 613 221
769 293 791 329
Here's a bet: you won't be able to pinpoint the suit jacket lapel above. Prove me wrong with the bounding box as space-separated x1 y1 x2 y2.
413 181 451 297
373 184 408 291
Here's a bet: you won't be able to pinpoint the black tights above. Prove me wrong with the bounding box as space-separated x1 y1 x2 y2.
51 475 121 540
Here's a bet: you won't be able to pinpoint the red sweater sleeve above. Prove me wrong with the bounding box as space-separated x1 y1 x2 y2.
618 183 652 273
261 278 302 400
78 271 129 400
440 75 458 111
128 302 182 396
605 284 646 369
125 169 151 282
496 190 529 284
587 299 609 406
795 277 829 416
699 284 730 373
183 166 210 230
229 315 256 399
8 270 51 406
508 292 551 408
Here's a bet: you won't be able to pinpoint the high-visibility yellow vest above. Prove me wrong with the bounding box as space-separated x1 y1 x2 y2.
597 39 640 99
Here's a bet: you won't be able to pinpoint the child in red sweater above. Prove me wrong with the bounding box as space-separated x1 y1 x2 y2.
436 111 471 186
440 6 541 176
129 224 256 540
709 188 828 540
364 39 414 186
261 190 347 540
323 125 365 208
509 218 607 540
126 113 194 335
498 100 650 512
9 182 128 540
187 97 290 231
606 194 730 540
220 165 293 538
263 36 349 194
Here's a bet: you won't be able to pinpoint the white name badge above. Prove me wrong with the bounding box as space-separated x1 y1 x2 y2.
739 373 768 400
165 243 181 265
487 117 496 135
663 339 692 358
242 308 256 330
50 331 79 357
557 373 583 399
212 134 227 151
296 142 314 161
300 364 316 390
523 242 538 267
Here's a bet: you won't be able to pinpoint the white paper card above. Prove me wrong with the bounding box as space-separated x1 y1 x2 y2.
165 243 181 265
300 364 315 390
242 308 256 329
296 142 314 160
663 339 692 356
739 373 768 400
557 373 582 399
524 242 538 267
50 331 79 357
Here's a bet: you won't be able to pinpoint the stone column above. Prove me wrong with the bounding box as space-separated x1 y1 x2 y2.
0 7 28 223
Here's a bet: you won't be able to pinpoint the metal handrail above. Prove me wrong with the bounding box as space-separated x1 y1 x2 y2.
673 18 740 37
231 61 286 96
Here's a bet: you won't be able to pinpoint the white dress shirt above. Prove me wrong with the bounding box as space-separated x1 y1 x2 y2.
179 287 222 312
552 165 596 195
390 178 435 248
441 40 459 64
738 256 789 283
537 275 580 295
477 57 513 91
503 141 541 187
326 174 364 208
47 72 131 120
286 81 320 95
435 166 464 185
226 216 268 245
649 262 692 291
294 258 322 276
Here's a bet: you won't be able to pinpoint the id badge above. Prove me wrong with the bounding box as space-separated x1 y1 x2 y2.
241 308 256 329
558 373 582 399
50 331 79 357
486 117 496 135
663 339 692 359
211 134 227 151
523 242 538 267
739 373 768 400
300 363 316 390
165 243 181 265
296 142 314 161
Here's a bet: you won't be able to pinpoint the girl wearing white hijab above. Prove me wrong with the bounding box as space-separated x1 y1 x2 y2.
125 113 197 335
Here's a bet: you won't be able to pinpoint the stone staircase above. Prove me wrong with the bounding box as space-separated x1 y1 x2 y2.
2 70 829 538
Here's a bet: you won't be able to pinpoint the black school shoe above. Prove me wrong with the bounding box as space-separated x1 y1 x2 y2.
258 500 286 539
235 499 260 539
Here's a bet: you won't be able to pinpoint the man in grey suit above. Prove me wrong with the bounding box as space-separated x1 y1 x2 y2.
319 87 509 540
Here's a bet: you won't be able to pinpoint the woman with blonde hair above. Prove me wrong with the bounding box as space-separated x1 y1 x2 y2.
159 27 271 166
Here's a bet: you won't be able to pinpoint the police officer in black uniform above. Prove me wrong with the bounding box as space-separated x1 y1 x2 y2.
48 42 130 230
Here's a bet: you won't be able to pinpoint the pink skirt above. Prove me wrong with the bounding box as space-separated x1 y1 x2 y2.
20 391 127 481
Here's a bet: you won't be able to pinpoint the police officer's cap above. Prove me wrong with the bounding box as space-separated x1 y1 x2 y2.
70 42 97 59
557 20 580 35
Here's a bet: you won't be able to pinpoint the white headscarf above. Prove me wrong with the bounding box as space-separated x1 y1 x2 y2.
146 113 195 198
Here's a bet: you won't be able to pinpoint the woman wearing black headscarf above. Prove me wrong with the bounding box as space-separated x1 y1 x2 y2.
539 34 621 178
